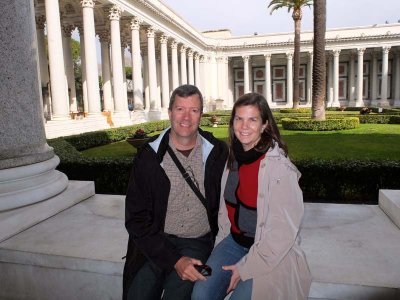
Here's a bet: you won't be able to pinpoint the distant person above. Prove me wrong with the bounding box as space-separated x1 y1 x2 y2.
123 85 228 300
192 93 312 300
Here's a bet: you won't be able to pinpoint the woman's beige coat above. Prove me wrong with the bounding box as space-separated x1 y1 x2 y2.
216 145 312 300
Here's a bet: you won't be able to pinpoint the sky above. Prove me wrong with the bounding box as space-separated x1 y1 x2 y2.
161 0 400 36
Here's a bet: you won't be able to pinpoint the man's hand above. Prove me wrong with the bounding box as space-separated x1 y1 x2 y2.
174 256 207 282
222 264 241 293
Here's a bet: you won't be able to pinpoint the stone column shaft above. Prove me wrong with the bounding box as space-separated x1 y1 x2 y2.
188 50 194 85
371 53 378 103
395 53 400 105
109 5 127 113
160 35 170 110
194 54 201 88
307 52 313 105
286 52 293 106
81 0 101 114
243 55 250 93
348 53 356 106
381 46 391 103
332 49 341 107
100 37 113 111
264 53 272 105
171 41 179 89
62 26 77 112
45 0 69 119
0 0 67 211
356 48 365 107
180 45 187 85
130 18 144 109
147 27 158 110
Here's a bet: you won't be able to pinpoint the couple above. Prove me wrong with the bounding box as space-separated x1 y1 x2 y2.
123 85 311 300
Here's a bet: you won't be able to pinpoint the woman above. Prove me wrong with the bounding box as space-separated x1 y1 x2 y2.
192 93 311 300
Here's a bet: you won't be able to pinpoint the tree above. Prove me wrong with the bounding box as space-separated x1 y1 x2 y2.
268 0 312 108
311 0 326 120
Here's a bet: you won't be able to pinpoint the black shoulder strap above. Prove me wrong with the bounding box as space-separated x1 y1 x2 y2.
166 146 208 210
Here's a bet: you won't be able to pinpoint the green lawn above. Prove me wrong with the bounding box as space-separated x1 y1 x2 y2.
81 124 400 161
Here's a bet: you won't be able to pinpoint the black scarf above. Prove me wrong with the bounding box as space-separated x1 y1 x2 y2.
232 137 265 167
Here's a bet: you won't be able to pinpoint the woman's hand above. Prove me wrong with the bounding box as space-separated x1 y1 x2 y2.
222 264 241 293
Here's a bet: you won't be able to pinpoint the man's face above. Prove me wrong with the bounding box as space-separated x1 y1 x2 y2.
168 94 202 144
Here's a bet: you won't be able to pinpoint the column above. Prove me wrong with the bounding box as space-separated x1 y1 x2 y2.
332 49 341 107
264 53 272 106
171 40 179 89
394 52 400 106
188 49 194 85
371 51 378 106
130 17 144 110
81 0 101 114
160 34 170 110
217 56 225 100
45 0 69 119
194 53 201 88
99 32 113 111
62 24 78 113
35 15 51 119
143 49 150 110
109 5 127 113
356 48 365 107
147 26 158 110
78 26 88 113
348 52 356 106
200 55 208 102
327 54 333 106
306 51 313 105
180 45 187 85
286 52 293 107
121 42 128 104
210 53 218 99
243 55 250 93
0 0 68 211
381 46 391 105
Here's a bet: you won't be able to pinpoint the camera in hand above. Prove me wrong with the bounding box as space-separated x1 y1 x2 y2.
194 264 212 276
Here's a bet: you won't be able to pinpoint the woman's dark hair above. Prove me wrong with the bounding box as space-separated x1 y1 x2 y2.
227 93 288 169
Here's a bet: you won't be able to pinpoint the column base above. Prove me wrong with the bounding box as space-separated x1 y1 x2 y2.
130 110 147 124
112 111 133 127
394 99 400 107
147 110 162 121
355 99 365 107
0 156 68 211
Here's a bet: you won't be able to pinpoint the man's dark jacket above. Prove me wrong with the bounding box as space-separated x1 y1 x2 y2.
122 128 228 299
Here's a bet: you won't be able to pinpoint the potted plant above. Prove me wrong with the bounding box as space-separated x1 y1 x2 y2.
126 128 150 150
210 115 221 127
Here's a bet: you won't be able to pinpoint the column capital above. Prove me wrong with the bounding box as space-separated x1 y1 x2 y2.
286 52 293 59
242 55 250 62
62 24 75 37
383 46 391 54
199 55 207 63
81 0 95 8
187 49 194 57
357 48 366 55
170 39 178 49
146 26 156 38
180 44 187 53
77 25 84 35
130 16 142 30
98 30 110 43
333 49 341 57
109 4 123 21
264 53 272 60
159 34 169 44
36 15 46 30
194 53 200 60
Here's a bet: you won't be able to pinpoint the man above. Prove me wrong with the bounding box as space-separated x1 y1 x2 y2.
123 85 228 300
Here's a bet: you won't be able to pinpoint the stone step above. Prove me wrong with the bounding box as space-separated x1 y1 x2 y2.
379 189 400 229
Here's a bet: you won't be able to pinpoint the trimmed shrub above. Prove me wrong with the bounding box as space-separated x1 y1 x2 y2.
281 117 360 131
359 114 400 124
279 108 311 114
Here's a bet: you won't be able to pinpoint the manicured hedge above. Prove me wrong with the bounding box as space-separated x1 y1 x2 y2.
297 159 400 204
279 108 311 114
358 114 400 124
281 117 360 131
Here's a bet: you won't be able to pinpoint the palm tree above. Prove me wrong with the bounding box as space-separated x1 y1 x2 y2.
311 0 326 120
268 0 312 109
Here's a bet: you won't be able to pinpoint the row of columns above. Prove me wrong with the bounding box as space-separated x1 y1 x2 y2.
39 0 228 120
240 46 399 107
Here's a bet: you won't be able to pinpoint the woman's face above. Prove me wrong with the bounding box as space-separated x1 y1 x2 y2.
233 105 266 151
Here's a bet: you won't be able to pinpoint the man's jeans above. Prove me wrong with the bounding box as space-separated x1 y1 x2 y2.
192 234 252 300
127 233 213 300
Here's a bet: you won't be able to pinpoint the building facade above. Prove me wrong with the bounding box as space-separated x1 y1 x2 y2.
33 0 400 137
